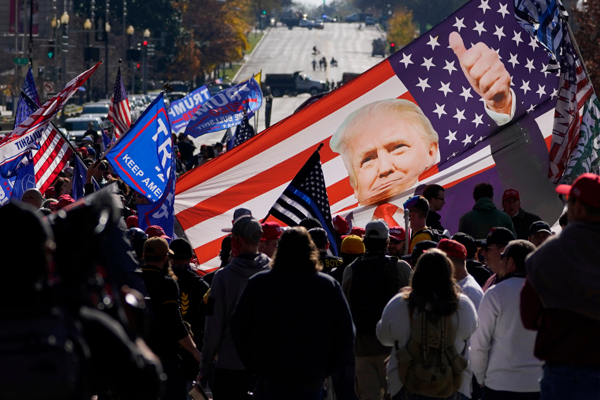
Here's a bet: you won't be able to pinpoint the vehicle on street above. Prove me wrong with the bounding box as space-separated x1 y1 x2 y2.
299 18 316 29
264 72 326 97
321 15 336 22
345 12 373 22
313 19 325 29
167 92 187 103
365 16 377 26
372 38 387 57
80 103 110 121
280 10 303 29
62 116 103 144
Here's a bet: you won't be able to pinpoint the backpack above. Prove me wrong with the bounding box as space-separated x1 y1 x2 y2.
413 228 449 244
395 310 467 398
0 306 90 400
349 256 400 335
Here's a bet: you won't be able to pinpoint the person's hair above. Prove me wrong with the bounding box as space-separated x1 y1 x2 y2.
54 177 69 196
363 237 389 254
271 226 320 273
42 198 57 208
219 235 232 265
214 142 223 150
330 99 439 188
422 184 444 202
473 183 494 201
409 196 429 219
503 239 536 274
406 249 460 316
558 211 568 228
204 146 215 159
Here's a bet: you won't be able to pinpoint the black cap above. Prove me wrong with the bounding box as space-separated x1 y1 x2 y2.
476 227 515 248
451 232 477 258
529 221 552 236
299 217 323 230
308 227 329 249
401 240 438 260
169 238 194 260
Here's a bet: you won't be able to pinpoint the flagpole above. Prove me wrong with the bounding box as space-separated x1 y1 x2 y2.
261 142 324 223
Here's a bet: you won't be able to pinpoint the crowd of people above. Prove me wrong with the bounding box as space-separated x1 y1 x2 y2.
3 132 600 400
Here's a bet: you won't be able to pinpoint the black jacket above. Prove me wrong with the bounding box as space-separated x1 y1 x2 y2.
231 269 354 393
426 210 444 232
511 208 542 240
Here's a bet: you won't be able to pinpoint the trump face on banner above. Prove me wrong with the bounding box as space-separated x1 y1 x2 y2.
331 99 439 206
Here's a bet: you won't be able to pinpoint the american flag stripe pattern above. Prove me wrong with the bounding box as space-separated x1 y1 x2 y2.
0 63 100 165
175 0 566 269
34 126 73 194
108 67 132 138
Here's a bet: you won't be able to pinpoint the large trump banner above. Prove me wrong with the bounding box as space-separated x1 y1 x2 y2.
175 0 595 268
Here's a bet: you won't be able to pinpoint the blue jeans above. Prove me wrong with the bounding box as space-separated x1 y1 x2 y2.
254 388 324 400
541 363 600 400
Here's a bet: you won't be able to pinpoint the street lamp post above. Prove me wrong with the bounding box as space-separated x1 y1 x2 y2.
105 0 111 98
127 25 134 94
143 29 150 94
84 18 92 101
60 11 69 89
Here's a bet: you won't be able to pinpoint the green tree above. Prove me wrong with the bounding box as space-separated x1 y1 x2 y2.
387 8 417 47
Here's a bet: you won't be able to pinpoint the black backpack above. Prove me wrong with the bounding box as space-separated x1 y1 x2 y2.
0 306 90 400
349 256 400 335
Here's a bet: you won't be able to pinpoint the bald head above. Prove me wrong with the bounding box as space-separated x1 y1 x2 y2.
21 189 43 209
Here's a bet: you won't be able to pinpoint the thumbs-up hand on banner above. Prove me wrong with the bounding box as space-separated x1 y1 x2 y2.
449 31 513 116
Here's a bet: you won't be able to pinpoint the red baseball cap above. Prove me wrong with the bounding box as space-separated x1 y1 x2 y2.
556 173 600 209
333 215 350 235
145 225 171 239
56 194 75 210
502 189 520 201
389 226 406 241
437 239 467 260
261 222 283 241
350 226 365 237
126 215 139 229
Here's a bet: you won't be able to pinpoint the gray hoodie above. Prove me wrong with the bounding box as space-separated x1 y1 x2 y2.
201 252 270 373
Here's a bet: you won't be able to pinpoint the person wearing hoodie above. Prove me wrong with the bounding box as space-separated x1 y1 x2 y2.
458 183 516 240
198 216 270 400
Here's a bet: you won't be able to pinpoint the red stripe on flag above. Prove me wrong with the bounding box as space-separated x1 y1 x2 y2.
327 177 353 206
194 235 227 265
176 61 397 195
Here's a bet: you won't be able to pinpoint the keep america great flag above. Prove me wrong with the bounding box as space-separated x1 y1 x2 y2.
175 0 569 269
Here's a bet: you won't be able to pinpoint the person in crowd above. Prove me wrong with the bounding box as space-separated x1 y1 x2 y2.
21 188 43 209
406 195 434 252
350 226 366 238
527 221 553 248
299 217 323 231
199 216 270 400
388 226 406 257
202 235 232 287
478 228 516 291
331 234 365 284
126 215 139 229
501 189 542 240
54 177 72 197
128 227 148 262
377 249 478 400
222 207 253 234
230 226 354 400
177 133 196 164
214 142 224 156
401 240 438 269
145 225 171 240
423 184 446 231
333 215 351 252
558 211 568 229
309 227 343 275
84 121 100 143
259 222 282 258
342 220 412 400
522 173 600 400
142 237 201 400
452 232 492 288
169 239 210 346
459 183 516 240
437 239 483 309
472 240 542 399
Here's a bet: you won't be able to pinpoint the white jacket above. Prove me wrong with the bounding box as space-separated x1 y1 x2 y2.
376 294 478 398
470 277 543 392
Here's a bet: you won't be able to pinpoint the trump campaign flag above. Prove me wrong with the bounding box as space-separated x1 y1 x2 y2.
138 156 177 240
0 62 100 167
175 0 584 269
184 77 262 138
105 93 172 202
168 85 211 133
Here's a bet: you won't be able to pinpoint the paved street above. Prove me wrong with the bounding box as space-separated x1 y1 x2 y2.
238 22 387 133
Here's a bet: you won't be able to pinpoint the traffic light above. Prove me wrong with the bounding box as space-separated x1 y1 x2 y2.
142 40 148 46
390 42 396 53
48 40 56 59
136 63 141 69
262 10 266 14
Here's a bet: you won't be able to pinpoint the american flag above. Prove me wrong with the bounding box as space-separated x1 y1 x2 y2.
0 63 100 166
232 117 256 148
513 0 595 184
108 67 132 138
18 92 74 194
266 145 338 254
174 0 566 269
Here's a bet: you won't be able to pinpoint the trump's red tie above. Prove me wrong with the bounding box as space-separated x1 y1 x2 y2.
373 203 400 227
